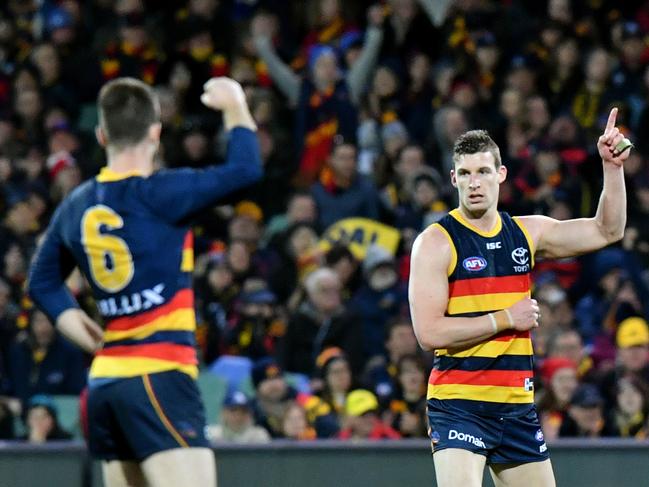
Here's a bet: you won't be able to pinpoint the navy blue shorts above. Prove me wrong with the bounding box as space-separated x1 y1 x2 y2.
426 400 549 464
87 371 209 461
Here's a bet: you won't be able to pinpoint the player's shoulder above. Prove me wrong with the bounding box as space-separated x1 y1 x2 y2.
413 221 453 255
55 179 96 215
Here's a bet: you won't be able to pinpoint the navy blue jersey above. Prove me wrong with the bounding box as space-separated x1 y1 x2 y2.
28 127 261 380
427 209 536 417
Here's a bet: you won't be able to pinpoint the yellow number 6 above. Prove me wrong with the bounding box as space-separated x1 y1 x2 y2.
81 205 134 293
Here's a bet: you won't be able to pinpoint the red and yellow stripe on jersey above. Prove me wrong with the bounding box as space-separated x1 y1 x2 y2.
90 288 198 379
428 210 535 415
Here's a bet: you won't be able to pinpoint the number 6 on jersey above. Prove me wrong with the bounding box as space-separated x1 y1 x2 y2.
81 205 134 292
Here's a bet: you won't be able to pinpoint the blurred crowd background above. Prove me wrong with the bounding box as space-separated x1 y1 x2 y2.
1 0 649 445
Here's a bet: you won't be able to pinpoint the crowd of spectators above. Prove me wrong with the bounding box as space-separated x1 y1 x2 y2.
1 0 649 444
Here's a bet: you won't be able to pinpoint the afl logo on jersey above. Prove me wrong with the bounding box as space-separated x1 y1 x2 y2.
463 256 487 272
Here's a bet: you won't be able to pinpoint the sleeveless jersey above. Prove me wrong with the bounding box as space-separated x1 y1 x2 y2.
428 209 536 417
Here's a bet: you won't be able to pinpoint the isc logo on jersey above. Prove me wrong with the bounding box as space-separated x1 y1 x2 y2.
463 256 487 272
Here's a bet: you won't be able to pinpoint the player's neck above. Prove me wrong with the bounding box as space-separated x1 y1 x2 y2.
457 205 499 232
107 144 155 176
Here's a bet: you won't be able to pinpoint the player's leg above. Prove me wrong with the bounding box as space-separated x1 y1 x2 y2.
489 459 556 487
434 448 487 487
488 407 555 487
102 460 147 487
87 383 145 487
140 447 217 487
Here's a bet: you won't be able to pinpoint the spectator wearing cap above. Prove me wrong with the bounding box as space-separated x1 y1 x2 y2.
598 317 649 409
44 6 77 51
310 139 381 230
536 357 579 441
279 267 363 376
252 8 384 184
7 310 87 405
251 357 293 437
250 357 337 438
22 394 73 443
207 391 271 444
315 347 353 419
227 201 278 281
383 354 427 438
352 244 408 360
559 384 606 438
603 376 649 438
222 283 285 360
291 0 359 72
338 389 400 441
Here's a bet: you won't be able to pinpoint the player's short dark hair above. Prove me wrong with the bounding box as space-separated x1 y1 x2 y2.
98 77 160 150
452 130 502 168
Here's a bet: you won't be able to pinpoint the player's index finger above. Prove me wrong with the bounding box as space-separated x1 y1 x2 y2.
605 107 618 131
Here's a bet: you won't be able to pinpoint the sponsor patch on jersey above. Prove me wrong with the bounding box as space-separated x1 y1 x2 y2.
535 429 544 442
511 247 529 265
462 256 488 272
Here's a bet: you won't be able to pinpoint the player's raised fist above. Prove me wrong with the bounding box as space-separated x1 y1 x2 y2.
200 77 247 112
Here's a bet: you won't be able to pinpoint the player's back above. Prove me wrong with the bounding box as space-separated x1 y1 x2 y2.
28 126 261 384
55 168 201 381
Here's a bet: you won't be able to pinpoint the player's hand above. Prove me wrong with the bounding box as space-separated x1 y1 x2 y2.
597 107 632 167
201 77 247 112
56 308 104 354
507 297 540 331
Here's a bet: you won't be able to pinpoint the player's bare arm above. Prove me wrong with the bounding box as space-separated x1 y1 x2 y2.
518 107 628 259
409 226 540 351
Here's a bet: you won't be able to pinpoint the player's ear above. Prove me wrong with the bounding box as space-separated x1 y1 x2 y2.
148 123 162 142
95 126 107 147
450 169 457 188
498 164 507 183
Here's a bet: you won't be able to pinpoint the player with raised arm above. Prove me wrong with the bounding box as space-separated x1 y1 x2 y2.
27 77 260 487
409 108 628 487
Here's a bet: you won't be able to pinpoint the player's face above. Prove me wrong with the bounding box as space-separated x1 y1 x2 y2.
451 151 506 217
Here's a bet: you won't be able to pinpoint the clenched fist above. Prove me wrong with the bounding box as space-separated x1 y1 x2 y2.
507 297 540 331
200 77 247 112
